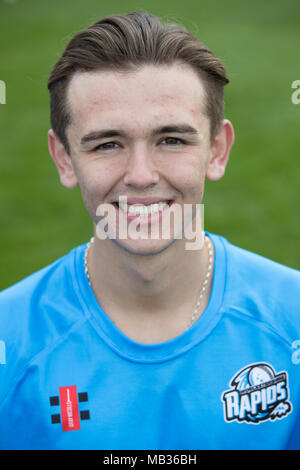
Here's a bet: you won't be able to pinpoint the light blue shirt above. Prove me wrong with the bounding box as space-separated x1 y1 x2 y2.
0 233 300 449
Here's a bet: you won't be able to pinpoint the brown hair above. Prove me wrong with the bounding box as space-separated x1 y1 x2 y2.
47 11 229 154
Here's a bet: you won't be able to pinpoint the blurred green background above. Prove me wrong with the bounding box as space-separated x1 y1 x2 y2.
0 0 299 289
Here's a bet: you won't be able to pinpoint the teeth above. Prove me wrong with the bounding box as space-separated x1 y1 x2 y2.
118 201 169 216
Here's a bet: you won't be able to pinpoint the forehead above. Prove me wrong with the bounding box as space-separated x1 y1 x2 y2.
66 63 208 136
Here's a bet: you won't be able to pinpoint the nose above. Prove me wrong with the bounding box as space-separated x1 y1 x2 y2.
123 145 159 189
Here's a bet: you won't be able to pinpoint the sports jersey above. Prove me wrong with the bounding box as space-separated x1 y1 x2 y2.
0 232 300 450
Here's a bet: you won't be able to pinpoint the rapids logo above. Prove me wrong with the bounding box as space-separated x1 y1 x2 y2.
221 363 292 424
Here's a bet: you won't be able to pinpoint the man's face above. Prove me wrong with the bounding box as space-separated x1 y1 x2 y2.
50 63 231 255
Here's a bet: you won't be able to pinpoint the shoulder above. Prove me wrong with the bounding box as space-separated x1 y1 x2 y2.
221 234 300 283
0 244 84 312
0 244 86 401
212 233 300 340
222 234 300 293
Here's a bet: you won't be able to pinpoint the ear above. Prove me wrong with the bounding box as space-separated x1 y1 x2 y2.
205 119 235 181
48 129 78 188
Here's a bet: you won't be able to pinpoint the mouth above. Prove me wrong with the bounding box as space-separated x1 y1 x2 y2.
113 199 173 218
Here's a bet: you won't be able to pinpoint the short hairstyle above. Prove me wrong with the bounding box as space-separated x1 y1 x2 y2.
47 11 229 154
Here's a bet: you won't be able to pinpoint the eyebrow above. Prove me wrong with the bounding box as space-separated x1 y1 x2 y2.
80 124 199 146
151 124 198 136
80 129 127 145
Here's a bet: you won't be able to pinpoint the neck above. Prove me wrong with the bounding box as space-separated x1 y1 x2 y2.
86 233 214 343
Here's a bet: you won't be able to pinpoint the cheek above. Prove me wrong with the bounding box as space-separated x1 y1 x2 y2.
170 163 206 198
76 162 113 196
75 170 108 219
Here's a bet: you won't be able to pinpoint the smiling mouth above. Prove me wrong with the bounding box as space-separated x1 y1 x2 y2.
113 200 173 217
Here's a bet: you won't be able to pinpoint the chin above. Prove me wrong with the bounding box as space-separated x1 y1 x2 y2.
111 237 178 257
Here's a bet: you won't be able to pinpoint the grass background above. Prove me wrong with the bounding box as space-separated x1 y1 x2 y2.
0 0 299 289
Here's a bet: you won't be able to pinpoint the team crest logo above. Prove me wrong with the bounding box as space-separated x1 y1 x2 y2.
221 362 292 424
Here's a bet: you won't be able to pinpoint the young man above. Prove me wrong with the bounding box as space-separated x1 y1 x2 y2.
0 12 299 450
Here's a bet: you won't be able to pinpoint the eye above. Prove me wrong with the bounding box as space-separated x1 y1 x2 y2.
94 141 120 151
160 137 185 146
